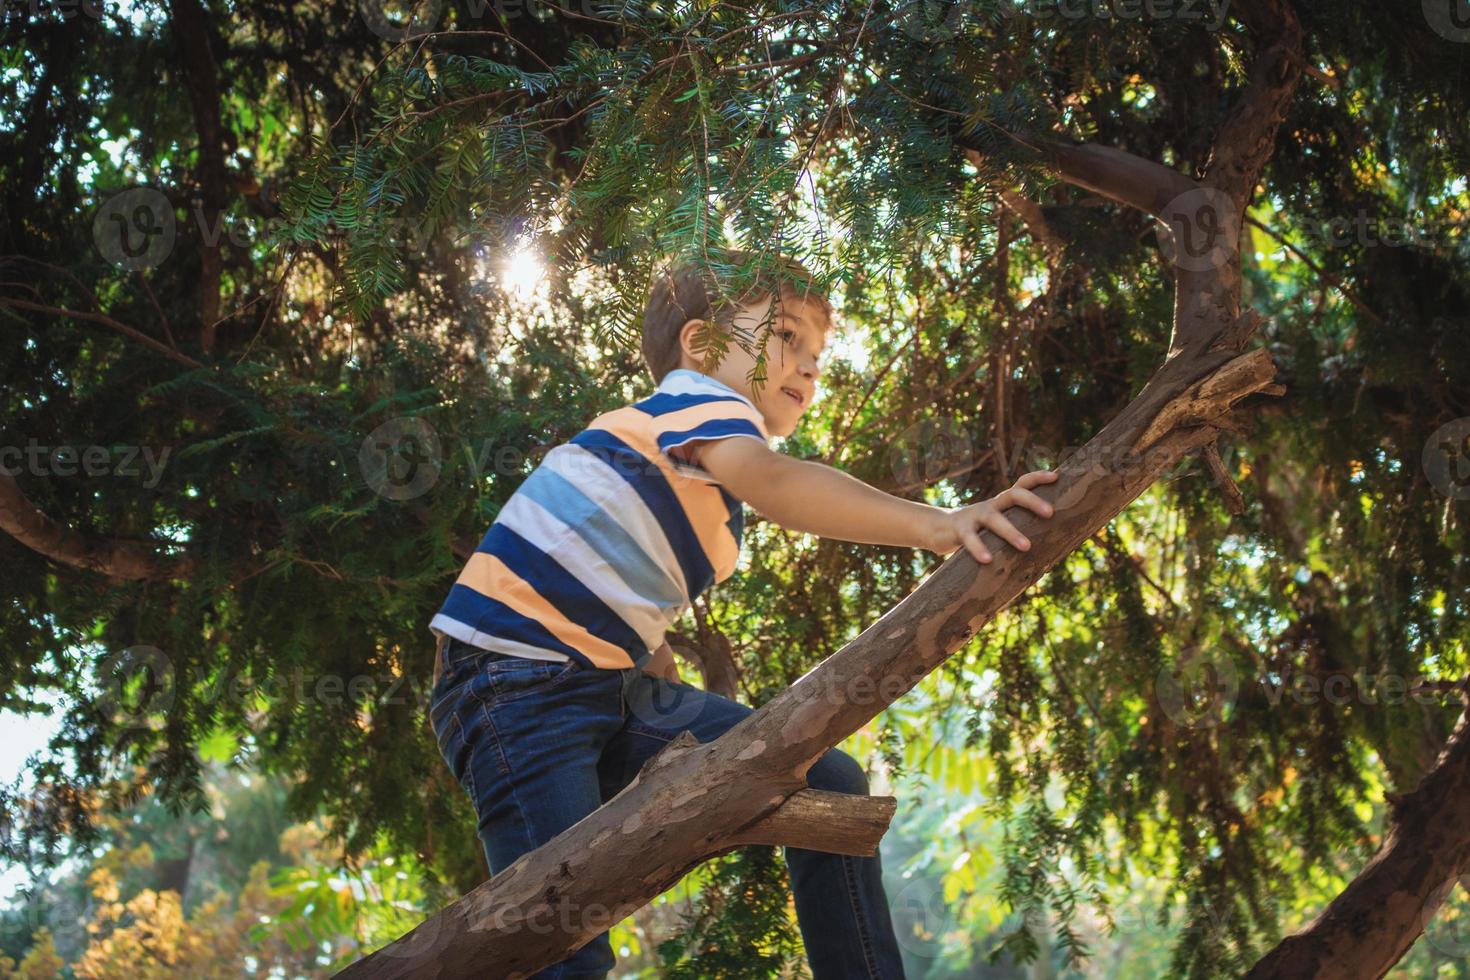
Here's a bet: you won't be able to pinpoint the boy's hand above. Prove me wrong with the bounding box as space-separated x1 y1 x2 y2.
643 639 682 683
926 470 1059 563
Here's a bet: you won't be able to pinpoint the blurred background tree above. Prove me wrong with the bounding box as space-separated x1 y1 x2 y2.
0 0 1466 975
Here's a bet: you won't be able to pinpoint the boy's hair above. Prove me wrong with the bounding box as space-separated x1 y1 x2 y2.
641 248 834 384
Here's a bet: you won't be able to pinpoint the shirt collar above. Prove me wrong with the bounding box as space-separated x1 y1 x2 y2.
662 368 755 406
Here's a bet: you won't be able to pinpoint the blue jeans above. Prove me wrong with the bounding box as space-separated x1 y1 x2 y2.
429 634 905 979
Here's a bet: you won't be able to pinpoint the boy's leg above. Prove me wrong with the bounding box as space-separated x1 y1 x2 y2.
598 674 906 980
429 637 627 979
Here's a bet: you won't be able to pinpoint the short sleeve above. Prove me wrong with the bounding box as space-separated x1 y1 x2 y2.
642 390 770 474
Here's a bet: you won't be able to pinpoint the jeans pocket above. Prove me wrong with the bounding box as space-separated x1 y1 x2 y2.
433 706 476 801
473 656 580 706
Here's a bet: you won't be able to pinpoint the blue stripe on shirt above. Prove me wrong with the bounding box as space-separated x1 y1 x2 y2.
568 427 716 600
636 391 754 419
480 522 648 660
518 465 685 611
655 417 765 453
719 485 745 544
438 582 593 667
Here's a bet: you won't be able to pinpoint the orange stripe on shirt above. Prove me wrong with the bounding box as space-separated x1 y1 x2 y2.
649 398 771 442
456 551 638 669
587 409 745 584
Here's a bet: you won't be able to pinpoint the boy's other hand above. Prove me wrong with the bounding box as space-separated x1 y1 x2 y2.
643 639 682 682
926 469 1059 564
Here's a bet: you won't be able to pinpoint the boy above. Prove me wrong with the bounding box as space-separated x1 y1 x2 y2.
427 250 1058 978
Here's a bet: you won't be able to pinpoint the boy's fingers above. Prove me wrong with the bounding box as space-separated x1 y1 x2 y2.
1015 469 1059 489
984 512 1029 550
959 525 990 563
1004 487 1053 517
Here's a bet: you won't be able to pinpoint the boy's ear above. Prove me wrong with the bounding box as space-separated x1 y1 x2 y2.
676 317 704 370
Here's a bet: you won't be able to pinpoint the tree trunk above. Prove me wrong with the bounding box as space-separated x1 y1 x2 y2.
1245 699 1470 980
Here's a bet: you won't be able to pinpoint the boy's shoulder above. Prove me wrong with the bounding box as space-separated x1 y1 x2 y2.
585 369 764 434
566 369 769 479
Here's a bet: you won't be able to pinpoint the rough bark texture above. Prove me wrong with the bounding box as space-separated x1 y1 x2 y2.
168 0 229 352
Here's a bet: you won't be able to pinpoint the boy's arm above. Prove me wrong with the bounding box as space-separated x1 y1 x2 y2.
696 437 1058 563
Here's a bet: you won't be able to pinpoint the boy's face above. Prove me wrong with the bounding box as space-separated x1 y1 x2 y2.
677 294 831 439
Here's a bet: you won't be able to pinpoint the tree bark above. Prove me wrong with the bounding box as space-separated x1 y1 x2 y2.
0 471 198 582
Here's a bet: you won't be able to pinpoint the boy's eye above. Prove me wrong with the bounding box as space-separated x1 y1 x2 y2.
778 329 796 344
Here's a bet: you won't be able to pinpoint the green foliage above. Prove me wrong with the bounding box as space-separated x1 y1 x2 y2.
1 0 1467 976
657 849 805 978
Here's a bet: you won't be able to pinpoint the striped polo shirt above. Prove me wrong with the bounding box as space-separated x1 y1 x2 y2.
428 368 771 670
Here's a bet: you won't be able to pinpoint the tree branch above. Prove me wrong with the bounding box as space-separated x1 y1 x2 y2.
726 789 897 856
0 472 197 582
168 0 230 353
1205 0 1306 204
0 297 206 369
